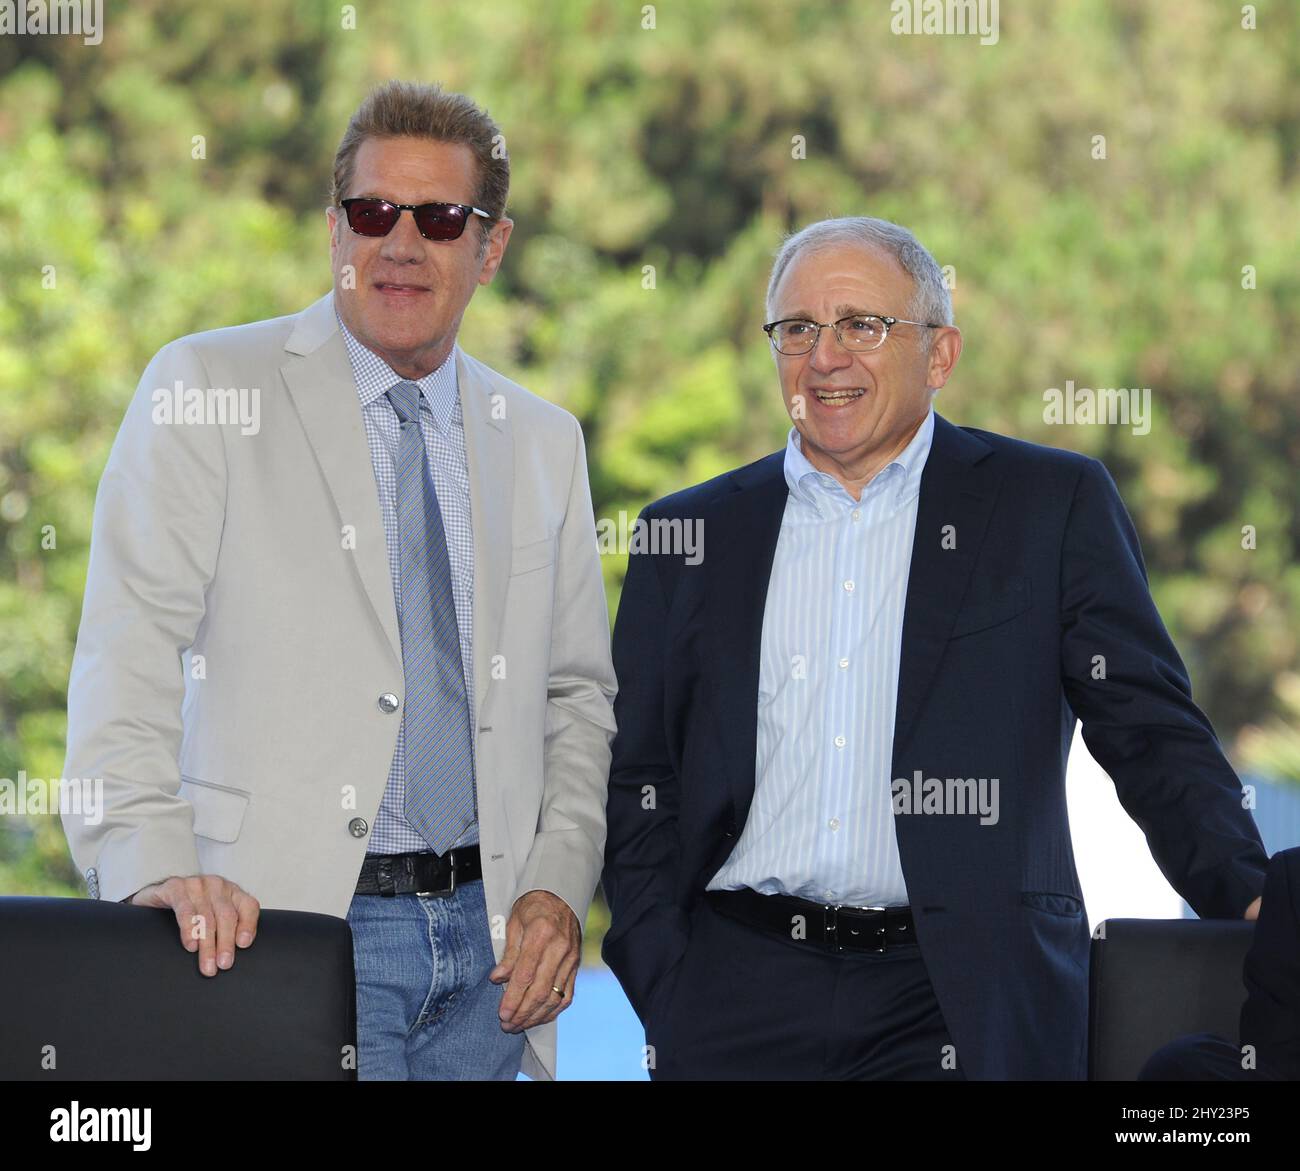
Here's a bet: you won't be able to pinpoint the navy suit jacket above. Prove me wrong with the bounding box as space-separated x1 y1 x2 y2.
601 411 1268 1080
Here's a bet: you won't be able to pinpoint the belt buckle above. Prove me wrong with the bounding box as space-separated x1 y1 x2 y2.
417 858 456 900
376 857 397 898
823 904 841 952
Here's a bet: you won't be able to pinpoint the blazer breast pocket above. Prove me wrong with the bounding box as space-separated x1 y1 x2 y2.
949 575 1031 639
510 533 557 578
179 776 251 843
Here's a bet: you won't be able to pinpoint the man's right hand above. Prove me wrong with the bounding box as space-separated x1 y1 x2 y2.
127 875 260 977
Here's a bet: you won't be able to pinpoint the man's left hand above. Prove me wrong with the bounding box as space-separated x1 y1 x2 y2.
490 890 581 1033
1244 896 1262 921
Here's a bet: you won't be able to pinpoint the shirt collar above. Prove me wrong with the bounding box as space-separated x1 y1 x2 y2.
783 406 935 513
335 309 460 432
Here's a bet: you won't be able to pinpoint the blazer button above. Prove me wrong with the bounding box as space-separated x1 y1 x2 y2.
377 693 400 714
348 817 369 838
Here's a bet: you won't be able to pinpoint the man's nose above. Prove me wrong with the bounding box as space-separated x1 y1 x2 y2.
379 209 427 263
807 326 853 372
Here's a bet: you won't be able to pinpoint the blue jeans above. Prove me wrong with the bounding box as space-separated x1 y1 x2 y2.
346 878 526 1079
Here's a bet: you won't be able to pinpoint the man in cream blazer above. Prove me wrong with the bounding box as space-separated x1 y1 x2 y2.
61 81 616 1082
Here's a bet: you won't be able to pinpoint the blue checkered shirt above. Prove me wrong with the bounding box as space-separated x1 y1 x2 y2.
337 313 478 854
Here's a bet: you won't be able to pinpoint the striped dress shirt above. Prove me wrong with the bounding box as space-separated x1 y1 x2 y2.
707 407 935 906
336 314 478 855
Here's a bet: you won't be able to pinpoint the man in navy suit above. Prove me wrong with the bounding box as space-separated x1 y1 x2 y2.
600 216 1266 1080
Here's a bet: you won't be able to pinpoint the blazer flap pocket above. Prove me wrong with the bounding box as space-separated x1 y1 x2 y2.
1020 890 1083 917
180 777 250 843
950 576 1031 638
510 533 556 577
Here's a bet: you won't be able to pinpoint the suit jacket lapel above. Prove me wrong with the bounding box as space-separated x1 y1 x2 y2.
456 349 513 723
892 412 999 745
706 452 787 830
280 292 403 667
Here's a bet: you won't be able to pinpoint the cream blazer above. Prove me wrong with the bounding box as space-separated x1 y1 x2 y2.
61 292 617 1080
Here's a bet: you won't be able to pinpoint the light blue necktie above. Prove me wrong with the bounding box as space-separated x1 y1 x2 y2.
386 380 475 855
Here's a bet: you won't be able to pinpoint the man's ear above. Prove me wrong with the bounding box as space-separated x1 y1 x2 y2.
326 206 339 262
477 216 514 286
925 325 962 390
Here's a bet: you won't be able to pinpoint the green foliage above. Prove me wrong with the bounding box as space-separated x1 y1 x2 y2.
2 0 1298 898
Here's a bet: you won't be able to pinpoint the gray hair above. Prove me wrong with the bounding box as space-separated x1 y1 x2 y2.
765 217 953 341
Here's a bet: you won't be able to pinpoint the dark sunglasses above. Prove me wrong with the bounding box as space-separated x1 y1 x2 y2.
339 197 493 241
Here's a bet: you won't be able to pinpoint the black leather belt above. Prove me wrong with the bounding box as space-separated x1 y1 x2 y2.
706 887 917 953
355 846 482 897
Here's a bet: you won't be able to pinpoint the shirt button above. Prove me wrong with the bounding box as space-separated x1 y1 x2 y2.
378 693 400 714
838 658 849 669
829 818 841 831
851 509 861 521
834 735 846 748
843 580 855 593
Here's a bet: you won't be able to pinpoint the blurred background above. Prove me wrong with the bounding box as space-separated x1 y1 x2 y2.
1 0 1297 1077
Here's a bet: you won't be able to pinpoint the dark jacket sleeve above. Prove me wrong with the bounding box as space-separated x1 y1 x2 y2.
600 507 691 1024
1059 457 1267 919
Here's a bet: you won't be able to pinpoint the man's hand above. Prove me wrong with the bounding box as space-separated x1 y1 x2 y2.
128 875 260 977
1244 896 1262 921
490 890 580 1034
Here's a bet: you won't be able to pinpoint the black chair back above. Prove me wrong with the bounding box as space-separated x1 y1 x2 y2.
1089 918 1254 1080
0 896 357 1080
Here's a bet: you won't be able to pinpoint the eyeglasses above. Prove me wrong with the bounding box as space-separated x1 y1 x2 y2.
763 313 942 355
339 197 493 242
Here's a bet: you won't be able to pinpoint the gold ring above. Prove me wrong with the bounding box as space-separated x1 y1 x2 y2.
551 985 563 996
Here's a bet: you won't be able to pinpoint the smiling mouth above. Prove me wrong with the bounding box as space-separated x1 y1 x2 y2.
374 282 431 295
812 387 867 406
